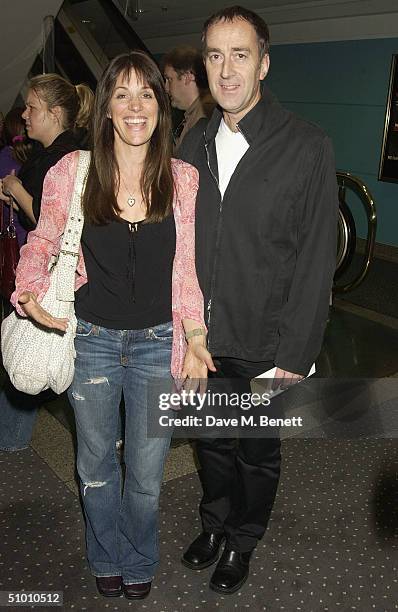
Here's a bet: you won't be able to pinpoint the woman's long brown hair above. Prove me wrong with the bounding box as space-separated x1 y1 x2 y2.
82 51 174 224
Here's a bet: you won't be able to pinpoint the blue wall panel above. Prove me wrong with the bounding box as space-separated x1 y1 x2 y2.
266 38 398 246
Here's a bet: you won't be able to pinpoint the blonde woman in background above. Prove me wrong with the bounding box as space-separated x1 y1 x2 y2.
0 74 93 453
0 74 93 228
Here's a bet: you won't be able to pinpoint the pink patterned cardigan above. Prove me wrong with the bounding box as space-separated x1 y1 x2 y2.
11 151 205 379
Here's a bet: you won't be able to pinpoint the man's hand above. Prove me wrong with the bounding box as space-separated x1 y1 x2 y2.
273 367 303 391
18 291 69 333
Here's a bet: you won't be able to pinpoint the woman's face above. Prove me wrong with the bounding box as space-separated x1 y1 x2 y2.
22 89 54 145
108 68 159 150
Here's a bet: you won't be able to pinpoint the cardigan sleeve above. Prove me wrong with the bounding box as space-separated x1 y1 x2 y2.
172 159 205 327
11 151 79 316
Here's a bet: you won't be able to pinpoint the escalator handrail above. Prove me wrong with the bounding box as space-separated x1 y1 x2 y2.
333 171 377 294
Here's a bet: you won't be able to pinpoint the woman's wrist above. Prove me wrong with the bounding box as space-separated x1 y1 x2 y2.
187 336 206 349
185 327 205 340
7 179 21 201
185 327 206 346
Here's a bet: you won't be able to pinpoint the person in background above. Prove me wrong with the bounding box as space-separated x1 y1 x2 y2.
0 112 4 147
0 74 93 453
0 107 32 248
178 6 338 594
73 83 94 149
163 46 215 151
0 74 93 229
11 51 214 600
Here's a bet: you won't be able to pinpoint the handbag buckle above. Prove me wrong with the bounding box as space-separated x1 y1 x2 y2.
60 249 79 257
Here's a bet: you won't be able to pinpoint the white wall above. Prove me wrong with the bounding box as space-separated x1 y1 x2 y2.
131 0 398 53
0 0 64 113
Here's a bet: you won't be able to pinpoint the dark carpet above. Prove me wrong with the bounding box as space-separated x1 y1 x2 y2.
1 438 397 611
337 254 398 318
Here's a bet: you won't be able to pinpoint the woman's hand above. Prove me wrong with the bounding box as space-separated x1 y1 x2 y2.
181 339 216 395
3 171 22 194
1 172 22 209
18 291 69 333
0 178 12 204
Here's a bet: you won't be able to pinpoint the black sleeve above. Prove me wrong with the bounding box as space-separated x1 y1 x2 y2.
177 118 208 164
16 156 44 230
274 135 339 375
18 147 71 229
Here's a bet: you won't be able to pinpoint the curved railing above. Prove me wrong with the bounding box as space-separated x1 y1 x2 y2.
333 172 377 294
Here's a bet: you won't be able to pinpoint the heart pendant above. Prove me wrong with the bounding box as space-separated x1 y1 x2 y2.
127 197 135 207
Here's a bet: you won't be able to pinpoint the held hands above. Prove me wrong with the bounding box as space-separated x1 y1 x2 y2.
18 291 69 333
181 337 216 395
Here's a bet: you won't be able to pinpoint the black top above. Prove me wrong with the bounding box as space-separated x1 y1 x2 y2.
75 214 176 330
18 129 83 229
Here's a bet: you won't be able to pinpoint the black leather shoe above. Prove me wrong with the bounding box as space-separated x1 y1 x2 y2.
181 532 225 570
209 549 253 594
122 581 151 600
95 575 122 597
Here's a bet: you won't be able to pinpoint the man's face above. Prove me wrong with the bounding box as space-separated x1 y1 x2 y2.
204 18 269 124
164 65 189 110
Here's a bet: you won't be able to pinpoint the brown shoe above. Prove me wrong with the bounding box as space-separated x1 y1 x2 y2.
95 575 122 597
123 581 152 600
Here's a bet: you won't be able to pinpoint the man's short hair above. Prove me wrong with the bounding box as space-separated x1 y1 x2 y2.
162 46 209 90
202 5 270 59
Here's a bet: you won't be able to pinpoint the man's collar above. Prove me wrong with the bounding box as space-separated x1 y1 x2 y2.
185 91 214 117
185 95 201 117
205 84 279 144
237 85 278 144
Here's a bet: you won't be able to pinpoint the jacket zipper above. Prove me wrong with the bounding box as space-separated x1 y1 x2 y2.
204 140 223 351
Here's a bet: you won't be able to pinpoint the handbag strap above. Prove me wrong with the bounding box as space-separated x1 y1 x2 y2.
56 150 91 302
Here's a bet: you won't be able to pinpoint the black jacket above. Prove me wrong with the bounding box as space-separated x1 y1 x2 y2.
18 129 86 229
178 87 338 375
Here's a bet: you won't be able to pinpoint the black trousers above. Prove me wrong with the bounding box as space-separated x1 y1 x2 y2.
196 357 281 552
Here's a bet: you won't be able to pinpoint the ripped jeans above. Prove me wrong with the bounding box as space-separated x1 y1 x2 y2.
67 318 173 584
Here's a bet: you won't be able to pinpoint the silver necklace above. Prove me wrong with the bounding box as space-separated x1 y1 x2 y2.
120 175 136 207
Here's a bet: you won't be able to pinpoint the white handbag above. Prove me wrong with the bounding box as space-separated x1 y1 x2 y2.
1 150 90 395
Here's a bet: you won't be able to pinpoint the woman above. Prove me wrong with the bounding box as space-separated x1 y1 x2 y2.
11 52 214 600
0 75 93 452
0 74 93 228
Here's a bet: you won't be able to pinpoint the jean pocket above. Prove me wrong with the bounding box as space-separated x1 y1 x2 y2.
146 321 173 341
76 319 95 337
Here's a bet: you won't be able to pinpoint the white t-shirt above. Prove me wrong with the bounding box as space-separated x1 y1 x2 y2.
215 118 250 199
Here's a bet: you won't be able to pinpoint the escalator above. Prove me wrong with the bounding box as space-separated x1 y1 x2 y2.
30 0 152 89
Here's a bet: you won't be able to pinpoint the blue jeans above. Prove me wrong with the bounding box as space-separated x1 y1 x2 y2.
0 380 50 451
67 318 173 584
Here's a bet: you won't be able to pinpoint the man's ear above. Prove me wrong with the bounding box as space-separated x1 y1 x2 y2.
259 54 270 81
184 71 196 85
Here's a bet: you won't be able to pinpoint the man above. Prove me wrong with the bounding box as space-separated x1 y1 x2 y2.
178 6 338 595
163 46 215 150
